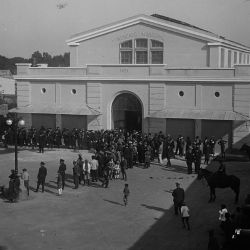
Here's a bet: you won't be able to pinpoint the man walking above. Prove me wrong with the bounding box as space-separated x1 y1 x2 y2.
35 162 47 192
58 159 66 189
21 168 30 196
172 182 185 215
120 156 127 181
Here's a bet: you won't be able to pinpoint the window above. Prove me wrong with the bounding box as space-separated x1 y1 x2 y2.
220 48 225 68
179 91 184 97
228 50 232 68
120 40 133 64
71 89 76 94
119 39 164 64
135 39 148 48
239 53 242 64
136 51 148 64
247 54 250 64
41 88 46 93
215 92 220 97
234 51 238 64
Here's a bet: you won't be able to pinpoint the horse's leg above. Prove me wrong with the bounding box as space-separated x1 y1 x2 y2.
208 186 212 202
212 188 216 202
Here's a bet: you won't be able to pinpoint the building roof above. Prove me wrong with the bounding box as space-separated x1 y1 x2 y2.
9 104 100 116
150 108 250 121
67 14 250 52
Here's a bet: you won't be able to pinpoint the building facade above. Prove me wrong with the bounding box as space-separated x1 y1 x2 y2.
13 14 250 150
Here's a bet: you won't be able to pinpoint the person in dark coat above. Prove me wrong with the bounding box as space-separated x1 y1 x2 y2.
172 182 185 215
207 229 220 250
193 145 202 173
8 169 20 202
35 162 47 192
120 156 127 181
72 160 80 189
185 146 194 174
58 159 66 189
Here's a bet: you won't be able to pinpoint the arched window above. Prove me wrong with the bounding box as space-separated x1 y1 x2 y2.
119 39 164 64
120 40 133 64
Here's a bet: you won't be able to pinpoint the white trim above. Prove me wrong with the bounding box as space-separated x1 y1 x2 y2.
208 42 250 53
66 15 250 51
14 76 250 82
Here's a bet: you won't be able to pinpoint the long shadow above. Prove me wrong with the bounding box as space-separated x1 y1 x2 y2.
89 182 103 188
103 199 124 206
50 180 73 188
128 159 250 250
0 148 15 155
161 164 188 174
141 204 167 213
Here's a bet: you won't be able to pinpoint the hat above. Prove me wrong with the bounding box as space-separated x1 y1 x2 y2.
40 161 45 165
176 182 180 186
22 168 27 171
60 159 64 162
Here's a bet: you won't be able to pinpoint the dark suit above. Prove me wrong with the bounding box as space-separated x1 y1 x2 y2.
36 165 47 192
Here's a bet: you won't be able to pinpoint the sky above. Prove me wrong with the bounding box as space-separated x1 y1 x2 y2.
1 0 250 58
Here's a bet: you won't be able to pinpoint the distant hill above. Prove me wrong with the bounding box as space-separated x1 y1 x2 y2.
0 51 70 74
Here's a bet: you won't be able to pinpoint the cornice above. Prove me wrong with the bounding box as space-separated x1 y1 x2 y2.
66 15 250 51
14 75 250 83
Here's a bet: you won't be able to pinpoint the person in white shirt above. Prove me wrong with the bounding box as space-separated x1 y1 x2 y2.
21 168 29 196
83 159 91 186
219 204 228 229
181 202 190 230
90 156 99 182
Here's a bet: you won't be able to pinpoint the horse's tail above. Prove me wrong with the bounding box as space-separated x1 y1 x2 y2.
230 175 240 203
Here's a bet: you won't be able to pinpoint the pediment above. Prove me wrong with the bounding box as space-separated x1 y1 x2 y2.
66 14 250 52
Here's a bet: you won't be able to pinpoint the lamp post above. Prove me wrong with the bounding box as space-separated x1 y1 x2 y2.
6 113 25 174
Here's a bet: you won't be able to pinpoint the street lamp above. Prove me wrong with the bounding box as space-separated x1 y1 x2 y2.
6 113 25 174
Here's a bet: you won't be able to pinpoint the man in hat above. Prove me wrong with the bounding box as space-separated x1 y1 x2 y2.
58 159 66 189
172 182 185 215
35 162 47 192
21 168 30 196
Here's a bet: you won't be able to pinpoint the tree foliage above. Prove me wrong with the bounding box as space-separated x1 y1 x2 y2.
0 51 70 74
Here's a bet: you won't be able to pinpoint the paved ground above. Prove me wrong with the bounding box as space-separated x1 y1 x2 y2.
0 147 250 250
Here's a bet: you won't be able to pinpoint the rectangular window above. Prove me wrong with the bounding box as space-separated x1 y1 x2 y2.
120 40 132 48
136 39 147 48
247 54 250 64
120 51 132 64
228 50 232 68
234 51 237 64
220 48 225 68
239 53 242 64
151 51 163 64
136 51 148 64
151 40 163 48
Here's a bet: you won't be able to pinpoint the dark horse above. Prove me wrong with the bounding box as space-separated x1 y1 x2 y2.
197 168 240 203
240 144 250 160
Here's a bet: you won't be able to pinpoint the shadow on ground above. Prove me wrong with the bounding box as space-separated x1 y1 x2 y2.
128 160 250 250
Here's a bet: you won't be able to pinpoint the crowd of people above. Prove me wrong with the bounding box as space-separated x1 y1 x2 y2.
2 126 249 249
1 126 227 169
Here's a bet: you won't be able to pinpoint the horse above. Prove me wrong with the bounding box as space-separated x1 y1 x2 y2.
240 144 250 160
197 168 240 204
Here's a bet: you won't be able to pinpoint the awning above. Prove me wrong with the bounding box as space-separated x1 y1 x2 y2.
150 108 250 120
9 104 100 116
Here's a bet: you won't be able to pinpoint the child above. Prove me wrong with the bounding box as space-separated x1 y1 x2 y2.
57 171 63 196
123 183 130 206
180 202 190 230
114 161 120 179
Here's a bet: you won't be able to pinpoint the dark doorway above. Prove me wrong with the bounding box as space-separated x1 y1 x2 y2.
112 93 142 131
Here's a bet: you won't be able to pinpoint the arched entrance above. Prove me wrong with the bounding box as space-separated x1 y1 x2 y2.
112 93 142 131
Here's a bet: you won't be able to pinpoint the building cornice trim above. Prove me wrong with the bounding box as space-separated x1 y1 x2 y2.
14 76 250 83
66 15 250 50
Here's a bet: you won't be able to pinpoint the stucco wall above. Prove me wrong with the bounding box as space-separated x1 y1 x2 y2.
17 81 30 107
233 83 250 147
71 24 208 67
100 82 148 130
